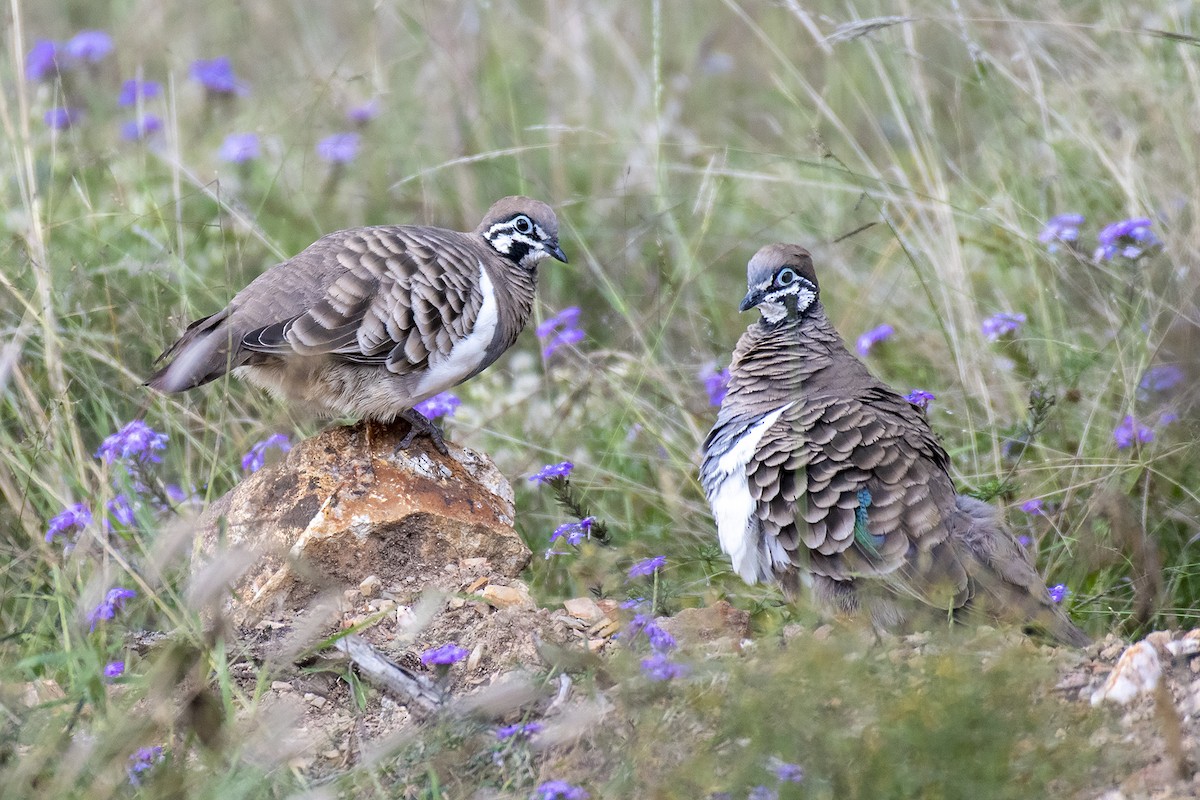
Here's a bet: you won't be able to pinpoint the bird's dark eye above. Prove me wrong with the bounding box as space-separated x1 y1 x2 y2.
514 215 533 234
775 267 797 287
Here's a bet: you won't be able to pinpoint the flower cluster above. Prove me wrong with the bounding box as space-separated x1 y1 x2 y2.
537 307 584 358
127 746 165 787
856 324 894 357
45 502 92 543
904 389 935 410
190 57 245 95
1113 415 1155 449
219 133 261 164
625 611 688 682
88 586 136 631
96 420 168 466
104 661 125 678
241 433 292 473
534 781 589 800
317 132 361 164
1037 213 1084 252
981 312 1026 342
496 721 542 740
1019 498 1044 515
551 517 594 547
700 364 731 406
1048 584 1068 604
420 643 470 666
26 31 113 81
529 461 574 484
627 555 666 579
1095 217 1160 261
414 392 461 420
1140 364 1183 394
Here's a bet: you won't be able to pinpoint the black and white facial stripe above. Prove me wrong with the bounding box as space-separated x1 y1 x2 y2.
744 264 817 324
484 214 560 267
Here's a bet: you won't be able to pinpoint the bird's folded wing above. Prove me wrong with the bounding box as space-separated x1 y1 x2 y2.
240 227 484 376
749 387 958 578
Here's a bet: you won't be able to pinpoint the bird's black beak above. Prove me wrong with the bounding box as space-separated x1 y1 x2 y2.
739 288 764 312
550 241 568 264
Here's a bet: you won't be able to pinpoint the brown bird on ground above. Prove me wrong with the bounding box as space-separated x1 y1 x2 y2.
147 196 567 450
699 243 1089 646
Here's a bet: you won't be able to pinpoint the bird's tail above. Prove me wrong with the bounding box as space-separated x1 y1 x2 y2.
144 309 236 393
948 495 1090 648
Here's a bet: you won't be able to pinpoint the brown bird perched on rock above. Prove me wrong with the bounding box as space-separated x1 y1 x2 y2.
699 243 1089 646
147 196 567 451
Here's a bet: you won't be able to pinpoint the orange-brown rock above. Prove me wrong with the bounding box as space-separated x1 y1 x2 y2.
194 423 529 618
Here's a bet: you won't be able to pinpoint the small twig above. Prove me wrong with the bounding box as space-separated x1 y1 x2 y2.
333 634 443 714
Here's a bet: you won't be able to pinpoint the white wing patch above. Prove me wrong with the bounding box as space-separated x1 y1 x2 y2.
709 401 795 583
413 262 498 399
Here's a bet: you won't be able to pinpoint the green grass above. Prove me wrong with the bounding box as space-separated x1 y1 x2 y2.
2 0 1198 796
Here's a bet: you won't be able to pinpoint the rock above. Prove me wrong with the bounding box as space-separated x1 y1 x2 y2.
480 582 535 610
1091 640 1162 706
193 423 530 618
658 601 752 652
563 597 606 624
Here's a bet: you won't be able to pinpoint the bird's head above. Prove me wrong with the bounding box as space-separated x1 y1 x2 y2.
477 196 568 269
739 243 819 324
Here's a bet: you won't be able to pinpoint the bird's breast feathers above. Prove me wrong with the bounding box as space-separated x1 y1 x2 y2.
705 401 796 582
413 261 498 397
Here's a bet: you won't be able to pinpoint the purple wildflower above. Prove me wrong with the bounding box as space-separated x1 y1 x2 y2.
640 652 689 681
65 31 113 63
96 420 168 466
1094 217 1159 261
628 555 666 579
218 132 260 164
700 364 731 406
551 517 594 546
1018 535 1031 548
1037 213 1084 252
496 721 542 740
88 587 136 631
535 307 581 338
534 781 589 800
190 57 245 95
769 758 805 783
1020 498 1044 515
43 107 81 130
316 132 360 163
121 115 162 141
347 98 380 124
45 502 92 543
537 307 584 358
628 614 677 652
856 324 894 357
1140 364 1183 393
118 79 162 107
104 661 125 678
414 392 461 420
420 643 470 666
106 494 136 528
241 433 292 473
1048 584 1068 604
748 787 779 800
905 389 935 409
542 327 584 358
529 461 573 484
26 40 62 81
982 312 1026 342
1113 415 1154 449
620 597 648 611
127 746 164 787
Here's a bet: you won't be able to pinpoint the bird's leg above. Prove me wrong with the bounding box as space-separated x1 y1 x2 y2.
396 408 449 455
